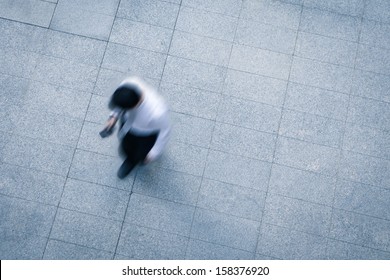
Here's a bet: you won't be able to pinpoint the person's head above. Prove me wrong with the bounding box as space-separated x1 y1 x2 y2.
109 86 141 110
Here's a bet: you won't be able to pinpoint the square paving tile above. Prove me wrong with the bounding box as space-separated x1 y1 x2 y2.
50 0 119 40
0 229 47 260
133 165 202 205
117 0 180 29
175 6 238 41
257 223 328 259
60 178 130 221
190 208 260 252
43 240 114 260
110 18 173 53
263 193 333 236
197 179 265 221
0 163 65 205
330 209 390 252
50 208 122 252
0 0 55 27
125 193 195 236
300 7 361 42
186 239 253 260
117 223 188 259
204 150 272 191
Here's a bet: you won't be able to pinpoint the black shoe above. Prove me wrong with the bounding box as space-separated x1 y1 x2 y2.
117 159 135 179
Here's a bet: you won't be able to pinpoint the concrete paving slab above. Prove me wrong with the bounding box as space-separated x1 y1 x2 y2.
0 0 55 27
356 44 390 75
0 229 47 260
279 109 344 148
133 166 202 206
160 82 221 120
69 149 134 191
175 6 238 41
0 195 57 237
162 56 226 93
327 239 390 260
0 74 29 108
0 19 46 52
186 239 254 260
235 19 297 54
343 123 390 160
300 8 361 42
229 44 292 80
102 43 167 79
182 0 242 17
290 57 354 94
43 240 114 260
257 223 328 259
351 69 390 103
190 208 260 252
117 223 188 259
60 178 130 221
169 31 232 67
334 179 390 220
339 151 390 189
295 32 358 67
40 30 106 67
32 55 99 92
155 140 208 176
197 178 265 221
0 48 39 78
170 112 214 148
364 0 390 23
241 0 301 30
50 0 118 40
304 0 365 17
211 122 277 162
0 132 10 154
330 209 390 252
2 135 74 176
25 81 91 120
360 19 390 50
285 83 349 121
125 193 195 236
347 95 390 131
118 0 180 29
223 70 287 107
110 18 173 53
51 208 122 252
217 96 282 133
274 136 341 176
0 163 65 206
0 104 21 135
268 164 337 206
204 150 272 190
263 193 333 236
14 109 83 147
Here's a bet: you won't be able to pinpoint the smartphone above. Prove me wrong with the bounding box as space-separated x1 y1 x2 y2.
99 127 114 138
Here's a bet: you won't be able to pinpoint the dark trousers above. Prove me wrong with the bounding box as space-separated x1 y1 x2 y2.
121 132 157 165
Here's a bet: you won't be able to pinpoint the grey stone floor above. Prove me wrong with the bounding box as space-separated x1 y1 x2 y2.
0 0 390 260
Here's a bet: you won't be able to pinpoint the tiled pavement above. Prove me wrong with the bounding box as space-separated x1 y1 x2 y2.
0 0 390 260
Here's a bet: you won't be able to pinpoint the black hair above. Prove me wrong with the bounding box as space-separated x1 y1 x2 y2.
109 86 141 109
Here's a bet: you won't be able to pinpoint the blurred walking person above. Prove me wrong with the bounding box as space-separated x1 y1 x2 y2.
100 76 171 179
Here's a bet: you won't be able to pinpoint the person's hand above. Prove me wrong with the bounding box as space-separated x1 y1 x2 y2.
99 117 117 138
105 116 117 130
143 155 152 165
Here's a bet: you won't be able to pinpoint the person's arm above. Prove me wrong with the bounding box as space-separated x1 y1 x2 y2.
100 108 122 138
144 113 171 163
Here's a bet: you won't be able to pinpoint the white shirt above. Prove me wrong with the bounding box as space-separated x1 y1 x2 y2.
110 77 171 161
